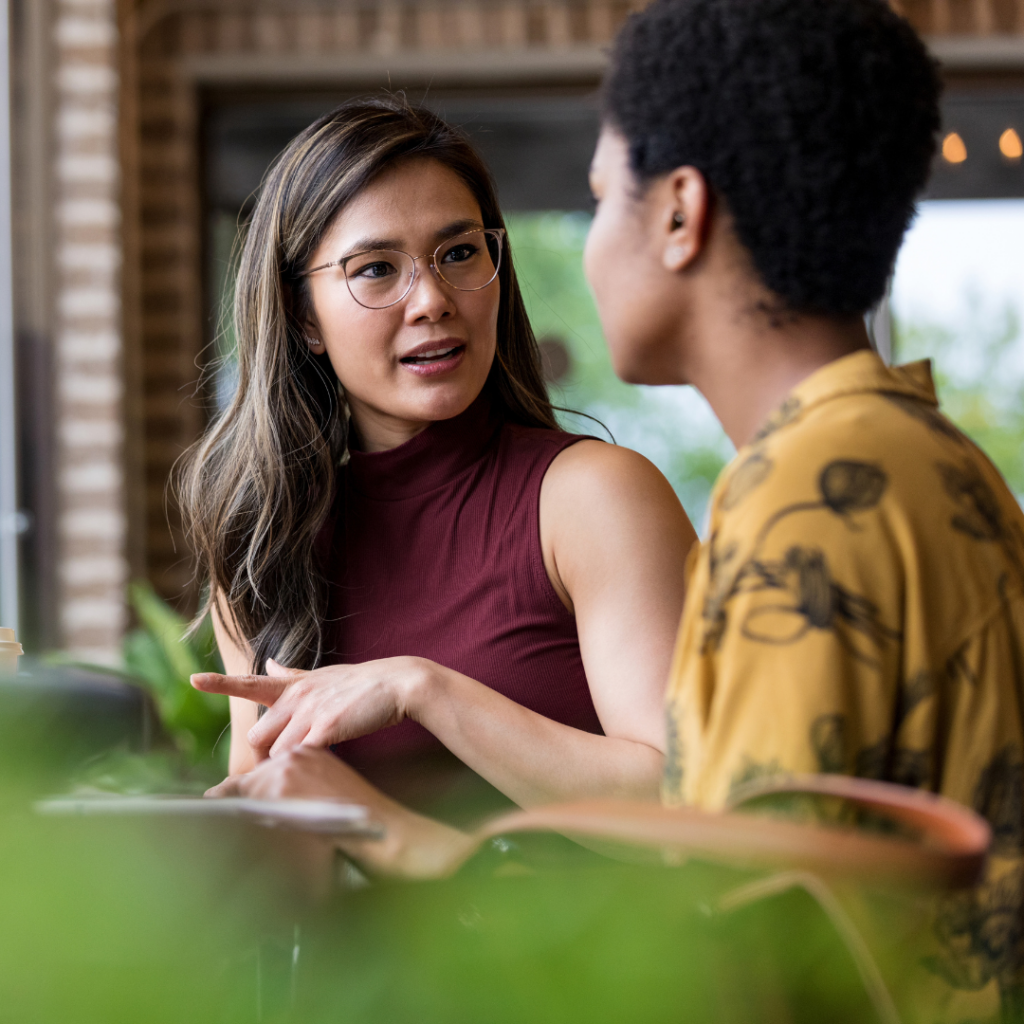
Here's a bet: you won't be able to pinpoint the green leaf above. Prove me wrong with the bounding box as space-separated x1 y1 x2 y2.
118 582 229 766
129 582 204 682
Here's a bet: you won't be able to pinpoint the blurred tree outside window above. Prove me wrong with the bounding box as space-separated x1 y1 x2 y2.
209 199 1024 525
207 208 736 529
204 93 1024 529
506 212 733 528
892 199 1024 498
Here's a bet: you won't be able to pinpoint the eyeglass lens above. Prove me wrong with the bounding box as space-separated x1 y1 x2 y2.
344 230 502 309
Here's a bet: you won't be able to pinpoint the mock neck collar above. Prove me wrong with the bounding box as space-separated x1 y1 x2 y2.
346 392 502 500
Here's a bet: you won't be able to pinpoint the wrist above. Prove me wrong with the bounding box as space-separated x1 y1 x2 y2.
338 801 473 880
398 657 441 723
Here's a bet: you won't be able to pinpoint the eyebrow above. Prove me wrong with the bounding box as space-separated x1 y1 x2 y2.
341 218 485 259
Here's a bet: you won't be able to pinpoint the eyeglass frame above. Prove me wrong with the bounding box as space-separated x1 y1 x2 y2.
296 227 507 310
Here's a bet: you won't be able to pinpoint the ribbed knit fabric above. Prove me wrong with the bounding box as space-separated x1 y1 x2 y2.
324 393 603 792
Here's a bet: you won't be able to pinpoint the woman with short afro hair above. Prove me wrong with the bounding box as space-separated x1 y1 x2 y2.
587 0 1023 1019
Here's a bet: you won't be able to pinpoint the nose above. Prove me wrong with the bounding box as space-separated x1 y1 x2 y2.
403 256 456 324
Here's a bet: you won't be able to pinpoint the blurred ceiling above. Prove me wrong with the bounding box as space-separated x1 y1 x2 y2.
929 91 1024 197
203 90 601 215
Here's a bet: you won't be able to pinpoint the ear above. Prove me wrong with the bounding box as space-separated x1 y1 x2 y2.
298 303 326 354
661 166 711 273
285 279 327 354
301 321 327 355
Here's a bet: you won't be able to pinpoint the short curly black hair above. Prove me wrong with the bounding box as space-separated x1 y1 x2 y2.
603 0 941 316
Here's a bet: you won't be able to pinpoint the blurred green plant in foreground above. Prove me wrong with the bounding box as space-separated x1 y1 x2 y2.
0 769 915 1024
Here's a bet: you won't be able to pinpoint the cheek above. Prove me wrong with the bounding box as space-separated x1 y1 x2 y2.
582 212 612 295
320 303 400 387
584 208 667 382
585 208 642 338
459 284 500 353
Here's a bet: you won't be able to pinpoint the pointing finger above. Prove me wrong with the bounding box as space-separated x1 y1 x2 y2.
190 673 289 704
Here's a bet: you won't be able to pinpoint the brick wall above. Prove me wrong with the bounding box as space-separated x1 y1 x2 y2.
53 0 127 663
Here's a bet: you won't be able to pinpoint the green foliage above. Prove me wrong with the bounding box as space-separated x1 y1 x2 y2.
895 297 1024 496
72 749 216 796
507 212 732 526
0 789 282 1023
210 210 732 524
122 582 229 769
508 211 634 410
0 774 924 1024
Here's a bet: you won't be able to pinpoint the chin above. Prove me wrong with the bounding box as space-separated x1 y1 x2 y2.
407 380 483 422
608 338 683 387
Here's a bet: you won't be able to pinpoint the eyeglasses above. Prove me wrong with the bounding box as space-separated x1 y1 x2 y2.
299 228 505 310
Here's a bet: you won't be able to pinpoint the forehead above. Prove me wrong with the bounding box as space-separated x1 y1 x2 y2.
326 157 483 247
591 127 630 177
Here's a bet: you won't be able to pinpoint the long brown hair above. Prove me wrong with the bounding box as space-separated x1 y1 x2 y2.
176 97 557 673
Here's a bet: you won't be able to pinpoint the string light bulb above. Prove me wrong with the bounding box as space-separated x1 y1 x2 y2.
999 128 1023 161
942 132 967 164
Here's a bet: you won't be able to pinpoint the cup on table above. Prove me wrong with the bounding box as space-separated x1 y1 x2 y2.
0 628 23 677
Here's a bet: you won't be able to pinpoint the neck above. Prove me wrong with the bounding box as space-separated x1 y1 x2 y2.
686 299 872 450
348 398 430 453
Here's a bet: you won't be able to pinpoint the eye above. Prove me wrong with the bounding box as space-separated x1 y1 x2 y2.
440 242 479 264
350 258 398 279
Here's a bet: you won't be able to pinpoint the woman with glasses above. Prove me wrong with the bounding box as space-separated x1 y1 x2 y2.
184 98 696 828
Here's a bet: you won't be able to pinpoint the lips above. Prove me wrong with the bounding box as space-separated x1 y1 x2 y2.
400 345 465 365
397 339 467 378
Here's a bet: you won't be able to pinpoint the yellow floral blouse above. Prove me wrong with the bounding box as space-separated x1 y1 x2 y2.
665 350 1024 1023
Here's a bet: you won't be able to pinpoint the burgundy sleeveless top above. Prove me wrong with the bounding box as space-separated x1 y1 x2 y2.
322 395 603 798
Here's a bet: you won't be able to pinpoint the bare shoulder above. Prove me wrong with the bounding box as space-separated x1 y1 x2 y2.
543 439 691 526
540 440 697 605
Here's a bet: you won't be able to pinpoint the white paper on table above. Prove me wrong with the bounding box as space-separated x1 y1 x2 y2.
35 794 385 838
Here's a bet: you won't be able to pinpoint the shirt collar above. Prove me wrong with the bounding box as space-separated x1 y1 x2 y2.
751 350 938 444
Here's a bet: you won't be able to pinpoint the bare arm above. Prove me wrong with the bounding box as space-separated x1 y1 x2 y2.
197 443 697 807
210 601 260 776
404 441 695 804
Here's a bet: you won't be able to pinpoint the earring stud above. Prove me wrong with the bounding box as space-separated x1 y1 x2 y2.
672 212 685 229
303 334 320 349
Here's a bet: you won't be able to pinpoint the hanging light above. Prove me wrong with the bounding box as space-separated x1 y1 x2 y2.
942 132 967 164
999 128 1023 161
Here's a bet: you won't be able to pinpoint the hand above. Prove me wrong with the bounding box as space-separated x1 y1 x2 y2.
206 747 476 879
205 744 381 801
191 656 436 761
